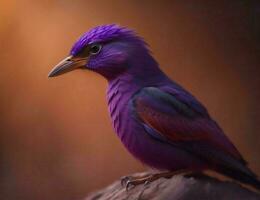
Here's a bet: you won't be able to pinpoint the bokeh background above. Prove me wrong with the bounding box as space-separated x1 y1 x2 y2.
0 1 259 199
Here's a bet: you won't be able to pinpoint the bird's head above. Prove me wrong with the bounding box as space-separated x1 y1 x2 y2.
48 24 156 80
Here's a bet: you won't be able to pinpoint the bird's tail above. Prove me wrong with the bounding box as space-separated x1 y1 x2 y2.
204 146 260 190
217 164 260 190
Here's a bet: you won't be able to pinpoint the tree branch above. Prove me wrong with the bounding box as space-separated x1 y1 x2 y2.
84 172 260 200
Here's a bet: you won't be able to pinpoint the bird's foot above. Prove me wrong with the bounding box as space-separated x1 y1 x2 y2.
121 174 151 191
121 171 184 191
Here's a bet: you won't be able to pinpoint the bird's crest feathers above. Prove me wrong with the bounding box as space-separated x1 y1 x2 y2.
70 24 147 56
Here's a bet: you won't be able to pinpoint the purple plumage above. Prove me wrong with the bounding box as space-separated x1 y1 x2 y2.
49 24 260 190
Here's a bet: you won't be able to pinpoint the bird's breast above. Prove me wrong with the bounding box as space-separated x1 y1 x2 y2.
106 78 140 144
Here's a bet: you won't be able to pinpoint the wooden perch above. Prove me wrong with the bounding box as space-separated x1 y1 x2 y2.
84 172 260 200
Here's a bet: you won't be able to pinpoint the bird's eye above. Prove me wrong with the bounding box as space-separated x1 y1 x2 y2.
89 44 102 55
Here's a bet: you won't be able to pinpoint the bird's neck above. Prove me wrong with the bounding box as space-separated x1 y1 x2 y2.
108 52 168 88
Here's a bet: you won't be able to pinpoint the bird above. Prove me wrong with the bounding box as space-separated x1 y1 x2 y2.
48 24 260 190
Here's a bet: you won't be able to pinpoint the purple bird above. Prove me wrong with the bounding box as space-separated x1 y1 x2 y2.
49 24 260 190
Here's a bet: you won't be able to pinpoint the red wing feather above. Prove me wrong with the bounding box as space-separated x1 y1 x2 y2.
134 87 245 163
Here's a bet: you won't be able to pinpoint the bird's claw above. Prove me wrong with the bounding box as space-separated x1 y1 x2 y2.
126 180 135 191
121 176 137 191
121 176 131 186
121 175 145 191
144 180 151 186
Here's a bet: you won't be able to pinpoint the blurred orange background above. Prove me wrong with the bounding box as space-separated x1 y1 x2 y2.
0 1 259 200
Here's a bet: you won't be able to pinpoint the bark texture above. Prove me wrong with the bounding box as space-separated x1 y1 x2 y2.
84 172 260 200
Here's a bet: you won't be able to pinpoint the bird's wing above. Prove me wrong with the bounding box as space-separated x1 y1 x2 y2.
132 86 245 164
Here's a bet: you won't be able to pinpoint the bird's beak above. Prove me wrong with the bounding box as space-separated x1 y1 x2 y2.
48 55 87 77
